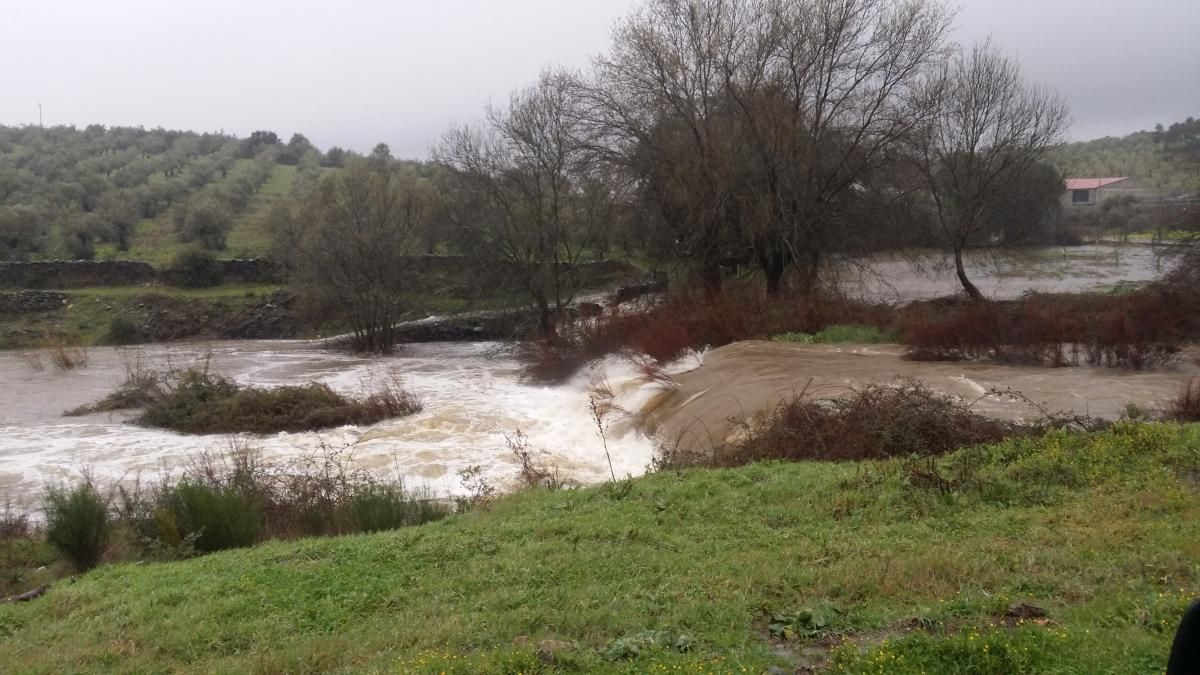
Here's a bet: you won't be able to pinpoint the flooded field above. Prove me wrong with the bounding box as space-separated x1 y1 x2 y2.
0 243 1189 501
842 244 1172 301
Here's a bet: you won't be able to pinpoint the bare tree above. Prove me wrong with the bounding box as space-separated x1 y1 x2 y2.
285 159 426 352
577 0 953 294
437 70 614 334
576 0 746 293
910 40 1070 299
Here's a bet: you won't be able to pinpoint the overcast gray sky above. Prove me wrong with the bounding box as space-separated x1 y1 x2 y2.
2 0 1196 157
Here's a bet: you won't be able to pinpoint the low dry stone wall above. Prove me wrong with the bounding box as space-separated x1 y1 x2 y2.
0 259 283 289
0 290 69 313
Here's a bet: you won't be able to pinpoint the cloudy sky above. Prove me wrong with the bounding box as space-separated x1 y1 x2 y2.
2 0 1197 157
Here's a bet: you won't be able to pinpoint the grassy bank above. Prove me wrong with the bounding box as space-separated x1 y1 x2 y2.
2 423 1197 673
0 286 534 351
0 284 285 350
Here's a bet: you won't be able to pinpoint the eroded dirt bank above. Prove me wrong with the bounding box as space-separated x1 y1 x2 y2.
639 341 1199 452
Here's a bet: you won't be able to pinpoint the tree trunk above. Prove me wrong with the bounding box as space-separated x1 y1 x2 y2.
954 247 983 299
699 262 722 298
537 304 556 338
792 248 821 296
760 249 788 296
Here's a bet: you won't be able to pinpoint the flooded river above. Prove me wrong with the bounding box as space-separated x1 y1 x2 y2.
845 244 1171 301
0 243 1188 501
0 342 659 501
644 341 1199 453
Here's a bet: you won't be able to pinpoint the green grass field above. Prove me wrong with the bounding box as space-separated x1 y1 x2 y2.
1 423 1196 673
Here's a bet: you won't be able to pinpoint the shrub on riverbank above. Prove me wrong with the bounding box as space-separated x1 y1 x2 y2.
72 361 422 434
1 445 450 595
42 479 110 572
772 324 894 344
898 290 1184 368
1166 377 1200 422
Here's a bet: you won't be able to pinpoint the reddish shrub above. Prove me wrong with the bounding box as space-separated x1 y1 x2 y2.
899 290 1183 369
516 336 587 384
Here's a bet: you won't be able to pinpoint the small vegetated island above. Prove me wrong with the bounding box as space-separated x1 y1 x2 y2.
68 363 421 434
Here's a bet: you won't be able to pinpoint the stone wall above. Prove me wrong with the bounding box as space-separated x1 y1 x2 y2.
218 259 284 284
0 259 283 289
0 261 158 289
0 256 640 293
0 290 69 313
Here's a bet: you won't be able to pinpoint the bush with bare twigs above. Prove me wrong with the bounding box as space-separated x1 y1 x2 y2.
656 381 1103 470
68 357 422 434
899 291 1183 368
1165 377 1200 422
41 333 89 371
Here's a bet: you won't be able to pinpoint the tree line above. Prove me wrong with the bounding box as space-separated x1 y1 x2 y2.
273 0 1078 350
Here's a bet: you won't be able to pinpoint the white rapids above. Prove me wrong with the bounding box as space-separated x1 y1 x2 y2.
0 341 676 501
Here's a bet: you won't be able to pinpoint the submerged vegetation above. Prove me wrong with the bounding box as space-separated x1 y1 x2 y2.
656 381 1084 469
520 255 1200 381
69 359 421 434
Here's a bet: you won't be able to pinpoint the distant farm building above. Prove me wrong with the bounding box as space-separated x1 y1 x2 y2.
1063 177 1156 207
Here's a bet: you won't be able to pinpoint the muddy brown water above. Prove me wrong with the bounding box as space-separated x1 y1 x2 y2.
641 341 1199 453
844 244 1171 301
0 244 1186 500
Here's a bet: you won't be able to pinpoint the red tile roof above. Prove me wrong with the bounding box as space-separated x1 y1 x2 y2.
1065 177 1128 190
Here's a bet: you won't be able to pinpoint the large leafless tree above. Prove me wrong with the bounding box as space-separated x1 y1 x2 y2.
437 70 619 334
284 160 427 352
576 0 953 293
910 40 1070 299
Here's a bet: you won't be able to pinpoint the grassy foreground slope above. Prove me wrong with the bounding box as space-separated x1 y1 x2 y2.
2 424 1198 673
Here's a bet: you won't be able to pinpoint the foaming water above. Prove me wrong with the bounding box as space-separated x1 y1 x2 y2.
0 341 660 499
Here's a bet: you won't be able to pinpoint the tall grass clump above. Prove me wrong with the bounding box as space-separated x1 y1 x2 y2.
108 445 449 558
347 482 446 533
43 333 89 371
42 479 110 571
1165 377 1200 422
158 481 264 553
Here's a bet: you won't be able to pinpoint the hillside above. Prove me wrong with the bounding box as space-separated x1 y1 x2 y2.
0 125 327 263
1052 123 1200 197
1 423 1195 673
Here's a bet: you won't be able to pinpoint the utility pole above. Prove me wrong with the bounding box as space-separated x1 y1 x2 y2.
38 103 43 127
